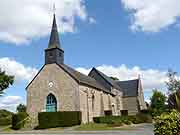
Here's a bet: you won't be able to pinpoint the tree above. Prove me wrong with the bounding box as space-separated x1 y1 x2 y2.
150 89 166 117
166 69 180 111
0 69 14 96
16 104 26 113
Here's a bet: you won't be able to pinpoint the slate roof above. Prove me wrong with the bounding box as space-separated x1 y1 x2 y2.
115 79 139 97
59 64 113 95
48 14 61 49
91 68 122 90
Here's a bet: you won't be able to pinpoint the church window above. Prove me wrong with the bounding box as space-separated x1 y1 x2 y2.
46 94 57 112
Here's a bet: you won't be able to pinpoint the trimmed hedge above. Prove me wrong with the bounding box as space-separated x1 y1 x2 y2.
0 117 12 126
12 112 28 130
38 111 81 129
93 113 152 126
154 110 180 135
0 110 13 126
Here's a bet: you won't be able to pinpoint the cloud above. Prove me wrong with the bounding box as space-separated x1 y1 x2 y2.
121 0 180 32
76 64 168 91
0 96 23 112
0 0 89 44
0 57 38 82
89 17 96 24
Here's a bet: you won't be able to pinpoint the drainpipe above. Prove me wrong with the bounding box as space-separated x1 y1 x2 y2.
86 92 90 124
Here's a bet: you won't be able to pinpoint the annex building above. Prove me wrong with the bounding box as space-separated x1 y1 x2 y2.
26 14 147 124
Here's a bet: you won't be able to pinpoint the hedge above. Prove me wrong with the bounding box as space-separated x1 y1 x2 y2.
154 110 180 135
0 117 12 126
0 110 13 126
38 111 81 129
93 113 152 125
12 112 28 130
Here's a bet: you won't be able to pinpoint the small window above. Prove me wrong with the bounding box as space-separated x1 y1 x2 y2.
121 110 128 116
59 53 61 57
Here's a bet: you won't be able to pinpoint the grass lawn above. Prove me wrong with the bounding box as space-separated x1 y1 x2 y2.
75 123 136 131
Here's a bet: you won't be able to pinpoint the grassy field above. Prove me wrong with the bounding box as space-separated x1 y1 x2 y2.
75 123 136 131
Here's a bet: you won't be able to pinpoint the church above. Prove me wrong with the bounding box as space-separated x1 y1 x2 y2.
26 14 147 124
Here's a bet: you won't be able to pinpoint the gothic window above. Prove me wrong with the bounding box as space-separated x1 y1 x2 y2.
46 94 57 112
92 94 95 111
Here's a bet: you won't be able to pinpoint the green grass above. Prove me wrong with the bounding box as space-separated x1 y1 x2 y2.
75 123 135 131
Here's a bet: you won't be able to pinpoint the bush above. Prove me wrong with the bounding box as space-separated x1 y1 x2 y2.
93 113 152 126
154 110 180 135
12 112 28 130
38 111 81 129
0 110 13 126
136 113 152 123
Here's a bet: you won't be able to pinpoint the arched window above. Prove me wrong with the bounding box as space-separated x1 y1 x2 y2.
46 94 57 112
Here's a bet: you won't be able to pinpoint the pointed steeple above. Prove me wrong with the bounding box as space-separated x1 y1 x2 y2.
48 14 61 49
45 13 64 65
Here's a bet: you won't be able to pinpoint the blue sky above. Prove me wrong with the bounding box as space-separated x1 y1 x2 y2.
0 0 180 111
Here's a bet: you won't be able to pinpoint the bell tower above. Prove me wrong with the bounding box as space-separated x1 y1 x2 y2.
45 14 64 65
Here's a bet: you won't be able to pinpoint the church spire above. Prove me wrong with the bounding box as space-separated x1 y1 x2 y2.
45 10 64 65
48 13 61 49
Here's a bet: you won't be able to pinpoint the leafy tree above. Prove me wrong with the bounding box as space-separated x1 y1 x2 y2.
166 69 180 93
150 89 166 117
166 69 180 111
16 104 26 113
0 69 14 96
110 76 119 81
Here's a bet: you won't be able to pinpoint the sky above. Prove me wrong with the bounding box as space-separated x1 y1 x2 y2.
1 0 180 111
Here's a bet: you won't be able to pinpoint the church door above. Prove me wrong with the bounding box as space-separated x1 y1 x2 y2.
46 94 57 112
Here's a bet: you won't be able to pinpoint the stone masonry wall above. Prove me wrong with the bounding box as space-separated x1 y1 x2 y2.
122 97 139 115
79 85 123 123
26 64 80 124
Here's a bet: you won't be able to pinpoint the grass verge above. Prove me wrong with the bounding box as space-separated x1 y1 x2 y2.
75 123 135 131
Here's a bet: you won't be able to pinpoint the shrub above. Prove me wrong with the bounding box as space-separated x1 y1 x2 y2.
0 110 13 126
12 112 28 130
93 113 152 126
154 110 180 135
38 111 81 129
136 113 152 123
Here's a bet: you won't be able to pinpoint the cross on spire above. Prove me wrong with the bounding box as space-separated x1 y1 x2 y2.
53 3 56 14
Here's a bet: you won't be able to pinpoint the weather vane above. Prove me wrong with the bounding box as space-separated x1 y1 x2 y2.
53 3 56 14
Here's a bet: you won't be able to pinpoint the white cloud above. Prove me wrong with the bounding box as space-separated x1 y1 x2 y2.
0 57 38 82
0 0 89 44
89 17 96 24
0 96 23 112
76 64 168 91
121 0 180 32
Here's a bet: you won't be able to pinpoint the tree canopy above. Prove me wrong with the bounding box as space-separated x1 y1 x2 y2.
16 104 26 113
150 89 166 117
0 69 14 96
166 69 180 111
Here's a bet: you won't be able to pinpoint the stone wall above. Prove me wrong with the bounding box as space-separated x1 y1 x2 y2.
26 64 80 124
122 97 139 115
79 85 123 123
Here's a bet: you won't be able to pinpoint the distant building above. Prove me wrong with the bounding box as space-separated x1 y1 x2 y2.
26 14 147 124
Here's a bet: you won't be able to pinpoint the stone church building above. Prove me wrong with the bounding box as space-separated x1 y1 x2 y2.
26 14 147 123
